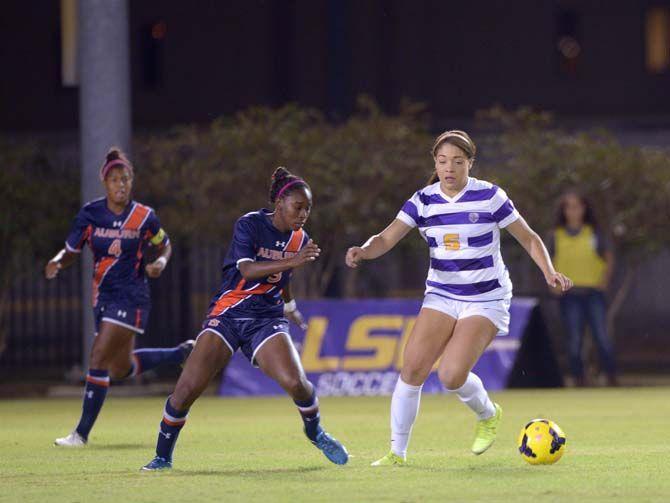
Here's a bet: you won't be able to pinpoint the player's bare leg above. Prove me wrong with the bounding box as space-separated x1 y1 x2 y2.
142 331 231 471
438 316 501 455
55 323 133 447
373 308 455 466
256 333 348 465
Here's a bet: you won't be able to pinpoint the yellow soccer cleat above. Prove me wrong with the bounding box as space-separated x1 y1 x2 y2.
371 451 406 467
471 403 502 455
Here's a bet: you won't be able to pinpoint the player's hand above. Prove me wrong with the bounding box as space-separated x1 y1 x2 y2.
292 240 320 267
546 271 573 292
286 309 308 331
145 258 167 278
345 247 365 268
45 260 61 280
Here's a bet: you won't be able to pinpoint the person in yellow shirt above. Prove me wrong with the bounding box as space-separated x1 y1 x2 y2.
548 191 617 387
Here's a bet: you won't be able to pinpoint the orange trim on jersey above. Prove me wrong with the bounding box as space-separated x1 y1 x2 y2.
209 279 276 317
74 224 93 251
92 256 117 306
123 203 150 230
285 228 305 253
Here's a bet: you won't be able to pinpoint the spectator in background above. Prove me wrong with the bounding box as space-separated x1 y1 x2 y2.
549 190 618 387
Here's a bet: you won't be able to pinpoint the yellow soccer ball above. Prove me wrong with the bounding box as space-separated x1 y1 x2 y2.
517 419 567 465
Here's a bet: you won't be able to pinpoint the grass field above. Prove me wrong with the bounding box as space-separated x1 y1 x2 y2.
2 387 669 502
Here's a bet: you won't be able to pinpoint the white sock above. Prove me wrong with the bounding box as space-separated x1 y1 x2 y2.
447 372 495 420
390 377 423 459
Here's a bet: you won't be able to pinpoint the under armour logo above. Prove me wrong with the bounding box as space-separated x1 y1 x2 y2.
87 391 94 399
273 325 281 330
113 220 122 228
160 431 172 439
117 310 127 318
275 241 286 248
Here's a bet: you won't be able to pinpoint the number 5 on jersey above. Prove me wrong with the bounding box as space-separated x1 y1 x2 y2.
443 233 460 250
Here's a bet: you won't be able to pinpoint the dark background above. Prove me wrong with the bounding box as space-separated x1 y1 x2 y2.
3 0 670 132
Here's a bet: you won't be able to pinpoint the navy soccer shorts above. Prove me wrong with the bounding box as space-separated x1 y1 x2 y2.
198 316 290 367
94 302 150 335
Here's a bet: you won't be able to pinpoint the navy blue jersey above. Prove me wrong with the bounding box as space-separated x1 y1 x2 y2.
65 198 169 307
207 209 309 319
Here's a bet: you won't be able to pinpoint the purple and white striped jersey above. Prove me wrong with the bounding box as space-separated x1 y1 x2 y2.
396 177 520 302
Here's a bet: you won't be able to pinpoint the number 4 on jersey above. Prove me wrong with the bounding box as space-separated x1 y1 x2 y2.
108 238 122 257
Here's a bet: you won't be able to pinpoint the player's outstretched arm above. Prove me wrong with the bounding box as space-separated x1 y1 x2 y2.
346 219 412 268
239 239 321 281
505 217 573 292
44 248 79 279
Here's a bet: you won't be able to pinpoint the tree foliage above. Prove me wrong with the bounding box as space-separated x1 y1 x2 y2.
475 106 670 258
0 137 79 353
134 97 434 297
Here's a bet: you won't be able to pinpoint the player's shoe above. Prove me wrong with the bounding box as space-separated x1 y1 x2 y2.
371 451 406 466
178 339 196 366
471 403 502 455
54 430 86 447
311 430 348 465
141 456 173 471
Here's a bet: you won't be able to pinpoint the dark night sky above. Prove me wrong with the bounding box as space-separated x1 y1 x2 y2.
2 0 670 131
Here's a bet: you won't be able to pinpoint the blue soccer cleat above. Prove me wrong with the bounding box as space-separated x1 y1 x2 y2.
141 456 173 472
311 430 349 465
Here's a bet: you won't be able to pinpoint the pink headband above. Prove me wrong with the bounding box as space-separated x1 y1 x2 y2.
100 159 133 181
276 179 306 200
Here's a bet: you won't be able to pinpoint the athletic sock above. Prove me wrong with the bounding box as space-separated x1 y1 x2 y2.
155 396 189 462
390 377 423 458
446 372 496 420
75 369 109 440
294 388 322 442
128 346 186 377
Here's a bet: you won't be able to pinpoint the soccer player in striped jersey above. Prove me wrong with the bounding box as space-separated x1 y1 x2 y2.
141 167 348 471
346 130 573 466
46 147 194 447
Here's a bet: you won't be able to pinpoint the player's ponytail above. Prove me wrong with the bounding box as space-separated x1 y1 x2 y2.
269 167 309 203
427 130 476 185
100 146 134 181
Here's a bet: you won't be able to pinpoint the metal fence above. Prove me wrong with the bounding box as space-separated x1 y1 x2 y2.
2 242 669 380
0 244 224 379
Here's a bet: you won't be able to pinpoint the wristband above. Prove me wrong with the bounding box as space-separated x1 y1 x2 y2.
155 256 168 268
284 299 297 313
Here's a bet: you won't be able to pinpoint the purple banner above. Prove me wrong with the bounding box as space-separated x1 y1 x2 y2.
220 298 537 396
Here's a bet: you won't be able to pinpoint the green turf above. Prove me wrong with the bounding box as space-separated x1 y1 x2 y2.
1 387 669 502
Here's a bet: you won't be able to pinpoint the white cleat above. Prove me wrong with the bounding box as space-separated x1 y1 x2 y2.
54 431 87 447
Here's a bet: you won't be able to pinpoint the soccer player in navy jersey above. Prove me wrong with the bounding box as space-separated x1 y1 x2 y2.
46 147 194 447
141 167 348 471
346 131 573 466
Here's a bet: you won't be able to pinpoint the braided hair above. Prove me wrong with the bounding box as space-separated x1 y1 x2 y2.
100 146 134 181
269 167 309 204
